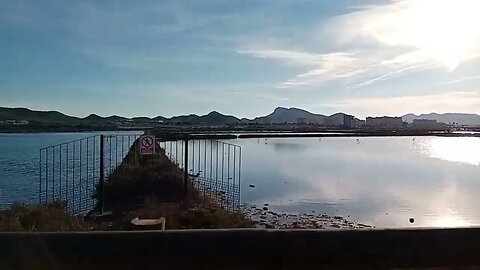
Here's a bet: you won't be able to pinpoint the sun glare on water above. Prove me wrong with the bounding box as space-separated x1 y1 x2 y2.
422 137 480 166
433 214 471 227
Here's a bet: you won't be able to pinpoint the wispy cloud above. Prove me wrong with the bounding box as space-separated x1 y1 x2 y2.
346 63 431 89
238 50 361 88
239 0 480 89
441 75 480 85
237 50 320 65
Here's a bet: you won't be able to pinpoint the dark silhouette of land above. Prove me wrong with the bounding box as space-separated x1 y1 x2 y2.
2 106 480 132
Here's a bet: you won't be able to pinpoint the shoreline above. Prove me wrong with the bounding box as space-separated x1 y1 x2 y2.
3 127 480 138
153 130 480 140
241 204 372 229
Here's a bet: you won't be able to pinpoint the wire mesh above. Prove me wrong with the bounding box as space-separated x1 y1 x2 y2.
157 139 241 212
39 134 140 214
39 134 240 214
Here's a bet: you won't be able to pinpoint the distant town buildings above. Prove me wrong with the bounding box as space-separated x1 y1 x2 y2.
411 119 447 130
366 116 403 130
325 113 355 128
1 120 29 125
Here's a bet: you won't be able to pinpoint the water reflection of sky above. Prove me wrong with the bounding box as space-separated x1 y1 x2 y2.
0 131 142 208
231 137 480 228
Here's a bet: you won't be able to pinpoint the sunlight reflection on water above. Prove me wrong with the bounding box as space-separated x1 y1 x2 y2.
235 136 480 228
421 137 480 166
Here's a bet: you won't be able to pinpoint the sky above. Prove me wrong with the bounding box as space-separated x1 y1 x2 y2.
2 0 480 119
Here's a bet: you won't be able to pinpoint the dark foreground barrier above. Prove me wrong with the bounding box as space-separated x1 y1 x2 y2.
1 228 480 269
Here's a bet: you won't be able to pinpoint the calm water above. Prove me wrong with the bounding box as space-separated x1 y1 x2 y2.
1 133 480 228
0 131 142 208
234 136 480 228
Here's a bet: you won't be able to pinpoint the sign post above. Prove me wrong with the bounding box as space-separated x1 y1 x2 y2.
139 135 155 155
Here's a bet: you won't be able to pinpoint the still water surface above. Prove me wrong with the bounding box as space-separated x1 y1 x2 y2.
234 136 480 228
1 133 479 228
0 131 142 208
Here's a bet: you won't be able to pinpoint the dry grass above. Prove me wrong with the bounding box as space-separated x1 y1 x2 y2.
91 195 252 230
0 202 90 232
128 195 252 229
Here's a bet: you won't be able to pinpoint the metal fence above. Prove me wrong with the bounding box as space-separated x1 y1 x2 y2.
157 139 242 212
39 134 241 214
39 134 140 214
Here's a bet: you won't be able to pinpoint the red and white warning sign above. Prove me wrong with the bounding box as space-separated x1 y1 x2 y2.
139 135 155 155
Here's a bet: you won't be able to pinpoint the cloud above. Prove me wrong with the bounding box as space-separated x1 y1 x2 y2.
240 48 435 89
346 62 430 89
323 91 480 118
237 50 354 66
238 50 361 87
441 75 480 86
335 0 480 68
239 0 480 89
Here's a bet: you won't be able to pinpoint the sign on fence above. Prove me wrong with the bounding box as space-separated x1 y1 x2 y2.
140 135 155 155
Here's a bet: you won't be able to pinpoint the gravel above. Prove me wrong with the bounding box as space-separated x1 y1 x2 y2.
241 204 373 230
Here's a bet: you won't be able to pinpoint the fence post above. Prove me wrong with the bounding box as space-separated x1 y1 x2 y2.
39 149 42 204
99 134 105 213
184 139 189 198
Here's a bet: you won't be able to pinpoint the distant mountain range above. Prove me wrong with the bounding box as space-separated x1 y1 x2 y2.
0 106 334 125
2 106 480 126
0 107 80 123
402 113 480 125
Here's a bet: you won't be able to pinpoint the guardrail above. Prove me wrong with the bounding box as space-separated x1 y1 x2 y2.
1 228 480 269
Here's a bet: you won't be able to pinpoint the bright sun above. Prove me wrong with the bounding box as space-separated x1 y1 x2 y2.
366 0 480 70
